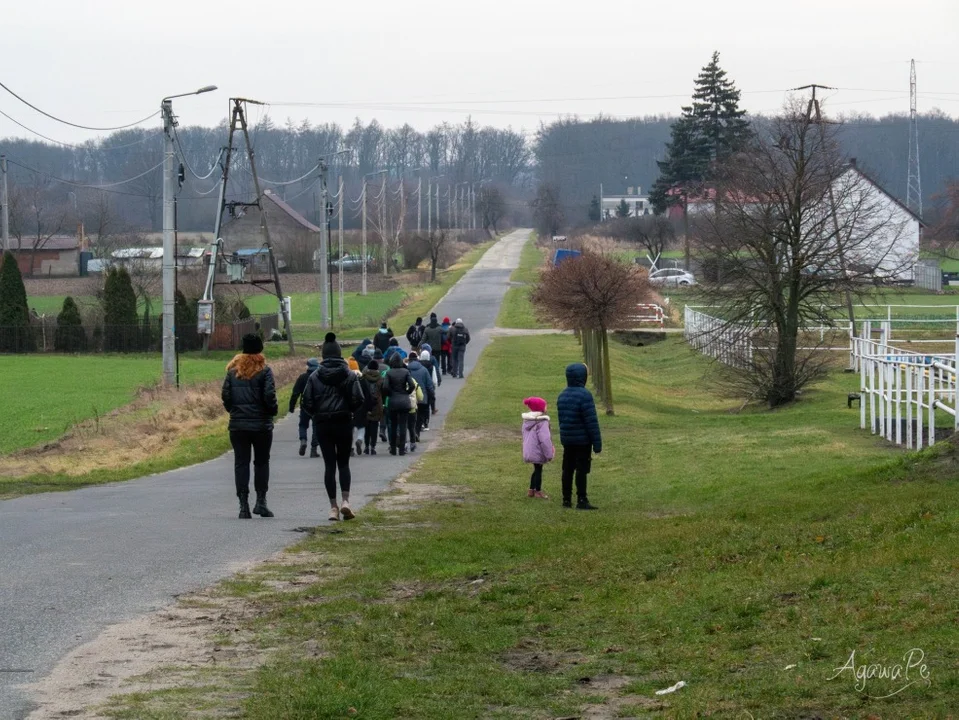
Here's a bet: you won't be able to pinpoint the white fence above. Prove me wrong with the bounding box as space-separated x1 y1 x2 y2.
853 323 959 449
683 306 753 368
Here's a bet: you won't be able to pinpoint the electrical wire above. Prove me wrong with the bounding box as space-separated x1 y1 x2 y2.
244 162 320 186
0 106 160 150
0 79 160 131
173 125 224 180
283 176 321 203
6 157 163 189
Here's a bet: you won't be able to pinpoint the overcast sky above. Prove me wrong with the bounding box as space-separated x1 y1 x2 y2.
1 0 956 145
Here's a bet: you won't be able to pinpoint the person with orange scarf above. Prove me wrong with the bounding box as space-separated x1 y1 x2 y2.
221 333 279 519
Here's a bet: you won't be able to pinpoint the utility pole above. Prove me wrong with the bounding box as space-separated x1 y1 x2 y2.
338 174 344 317
161 100 177 387
470 184 476 230
318 159 330 330
427 177 432 234
361 178 368 295
417 176 422 233
381 174 387 277
907 59 922 216
436 183 441 230
0 155 9 252
599 182 603 223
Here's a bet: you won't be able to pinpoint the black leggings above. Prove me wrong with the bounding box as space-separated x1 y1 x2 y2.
316 421 352 500
388 408 408 450
529 463 543 491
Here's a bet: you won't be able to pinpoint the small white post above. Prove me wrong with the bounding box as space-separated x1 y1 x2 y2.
894 363 902 446
928 365 936 446
906 363 913 449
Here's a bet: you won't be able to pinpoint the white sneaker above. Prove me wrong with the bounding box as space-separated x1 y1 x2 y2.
340 500 355 520
328 505 340 522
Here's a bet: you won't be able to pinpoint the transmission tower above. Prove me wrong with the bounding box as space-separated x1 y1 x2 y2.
906 59 922 216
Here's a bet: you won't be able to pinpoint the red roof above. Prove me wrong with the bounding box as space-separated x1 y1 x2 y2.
262 189 320 232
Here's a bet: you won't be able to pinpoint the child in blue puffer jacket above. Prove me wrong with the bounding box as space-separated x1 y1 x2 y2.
556 363 602 510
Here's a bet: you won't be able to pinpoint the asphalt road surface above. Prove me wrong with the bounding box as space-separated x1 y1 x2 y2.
0 229 530 720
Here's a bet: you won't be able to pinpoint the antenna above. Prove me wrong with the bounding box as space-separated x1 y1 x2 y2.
907 59 922 216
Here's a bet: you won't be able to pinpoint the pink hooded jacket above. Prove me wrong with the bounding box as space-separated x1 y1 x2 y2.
522 411 555 464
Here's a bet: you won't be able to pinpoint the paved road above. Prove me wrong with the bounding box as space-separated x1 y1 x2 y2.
0 230 530 720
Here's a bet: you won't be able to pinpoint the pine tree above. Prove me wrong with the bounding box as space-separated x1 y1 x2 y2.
103 266 138 352
0 251 35 352
55 296 87 352
615 198 631 218
689 51 752 164
649 114 710 215
588 195 602 223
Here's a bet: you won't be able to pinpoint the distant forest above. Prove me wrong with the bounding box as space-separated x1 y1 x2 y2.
0 110 956 239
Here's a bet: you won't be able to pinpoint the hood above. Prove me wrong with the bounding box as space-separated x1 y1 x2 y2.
362 367 381 383
565 363 587 388
315 357 350 385
408 360 424 372
377 327 390 334
387 352 406 369
454 321 465 328
306 357 320 372
428 319 439 328
441 321 450 328
353 339 372 357
420 350 431 362
522 411 550 422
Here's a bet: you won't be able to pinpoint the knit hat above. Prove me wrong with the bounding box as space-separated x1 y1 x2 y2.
455 318 463 324
362 344 375 358
321 332 341 359
367 360 379 371
380 321 388 328
442 316 450 324
415 316 422 324
373 349 384 360
430 312 437 320
306 357 319 371
347 357 360 371
421 350 431 362
389 337 399 346
409 351 418 360
420 343 432 354
523 397 547 413
242 333 263 355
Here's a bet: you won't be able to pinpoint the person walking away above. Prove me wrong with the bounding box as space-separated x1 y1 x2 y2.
450 318 471 379
373 322 394 355
422 313 443 361
419 349 440 421
384 352 415 455
289 357 320 457
407 351 434 441
407 375 422 451
361 343 375 369
302 333 366 521
352 338 372 369
557 363 602 510
406 317 426 350
347 357 369 456
521 397 555 499
361 360 385 455
384 337 408 363
221 333 278 519
440 316 452 375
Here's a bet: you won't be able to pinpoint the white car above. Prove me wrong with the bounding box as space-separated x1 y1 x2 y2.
648 268 696 287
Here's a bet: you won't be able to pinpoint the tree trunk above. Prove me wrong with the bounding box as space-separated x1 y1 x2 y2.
601 326 614 415
430 252 437 282
768 307 800 407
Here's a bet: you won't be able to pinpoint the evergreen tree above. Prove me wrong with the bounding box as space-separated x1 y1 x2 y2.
103 266 138 352
615 198 631 218
588 195 602 223
0 251 35 352
54 296 87 352
690 51 752 165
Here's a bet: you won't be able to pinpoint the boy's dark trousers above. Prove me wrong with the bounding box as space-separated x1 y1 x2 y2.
440 349 450 375
407 412 418 444
561 444 592 503
364 420 379 451
416 403 430 437
298 410 317 450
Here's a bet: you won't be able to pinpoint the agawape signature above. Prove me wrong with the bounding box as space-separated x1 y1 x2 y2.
828 648 931 698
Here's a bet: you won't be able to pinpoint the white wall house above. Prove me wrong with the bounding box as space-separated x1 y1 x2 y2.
602 188 652 218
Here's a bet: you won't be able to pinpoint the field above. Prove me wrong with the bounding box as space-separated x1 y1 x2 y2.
0 354 234 456
103 335 959 718
495 237 549 329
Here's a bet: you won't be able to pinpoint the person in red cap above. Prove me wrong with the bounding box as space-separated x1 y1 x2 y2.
521 397 555 499
440 316 452 375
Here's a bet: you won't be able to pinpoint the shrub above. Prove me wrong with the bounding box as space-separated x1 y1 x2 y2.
54 296 87 352
0 251 35 352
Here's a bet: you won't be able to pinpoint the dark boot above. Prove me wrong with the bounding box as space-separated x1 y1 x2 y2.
298 440 306 457
238 493 252 519
252 492 274 518
576 497 598 511
562 499 572 508
310 445 319 458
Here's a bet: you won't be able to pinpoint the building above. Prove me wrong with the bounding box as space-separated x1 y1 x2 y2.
6 235 81 276
221 188 319 272
601 188 652 219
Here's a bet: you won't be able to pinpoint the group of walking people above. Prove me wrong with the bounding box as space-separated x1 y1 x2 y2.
222 311 471 523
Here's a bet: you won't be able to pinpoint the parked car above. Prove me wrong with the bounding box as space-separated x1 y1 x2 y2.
648 268 696 287
314 252 373 271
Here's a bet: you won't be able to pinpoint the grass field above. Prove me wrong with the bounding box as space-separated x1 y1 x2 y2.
0 354 233 456
496 237 549 329
103 335 959 718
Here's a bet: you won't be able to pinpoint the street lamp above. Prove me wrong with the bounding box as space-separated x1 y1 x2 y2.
161 85 217 388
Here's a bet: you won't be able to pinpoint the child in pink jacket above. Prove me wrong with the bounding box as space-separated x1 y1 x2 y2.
522 397 555 499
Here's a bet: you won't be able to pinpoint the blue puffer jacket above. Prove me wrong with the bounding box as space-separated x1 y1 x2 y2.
557 363 602 453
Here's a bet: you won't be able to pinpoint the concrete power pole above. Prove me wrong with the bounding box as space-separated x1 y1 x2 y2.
427 178 432 234
436 183 441 230
447 185 452 231
318 160 330 330
338 175 344 317
417 176 422 233
381 174 387 277
0 155 9 252
161 100 177 387
361 179 368 296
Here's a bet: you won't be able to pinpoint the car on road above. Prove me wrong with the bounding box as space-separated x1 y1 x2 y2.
648 268 696 287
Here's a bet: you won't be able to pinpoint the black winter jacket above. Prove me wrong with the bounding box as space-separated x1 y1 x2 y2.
557 363 602 453
289 360 320 413
301 358 365 423
372 329 394 354
450 322 471 347
222 366 278 432
384 353 415 412
406 322 425 347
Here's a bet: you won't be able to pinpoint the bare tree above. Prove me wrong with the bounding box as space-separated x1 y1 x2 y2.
696 100 912 407
426 230 449 282
477 186 506 237
609 215 675 265
530 183 564 238
531 252 652 414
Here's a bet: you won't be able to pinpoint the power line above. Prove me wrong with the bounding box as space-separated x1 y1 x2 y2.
0 79 159 131
0 106 161 150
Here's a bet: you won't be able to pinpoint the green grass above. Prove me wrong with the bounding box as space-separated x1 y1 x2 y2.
103 335 958 718
496 237 550 329
0 354 231 456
